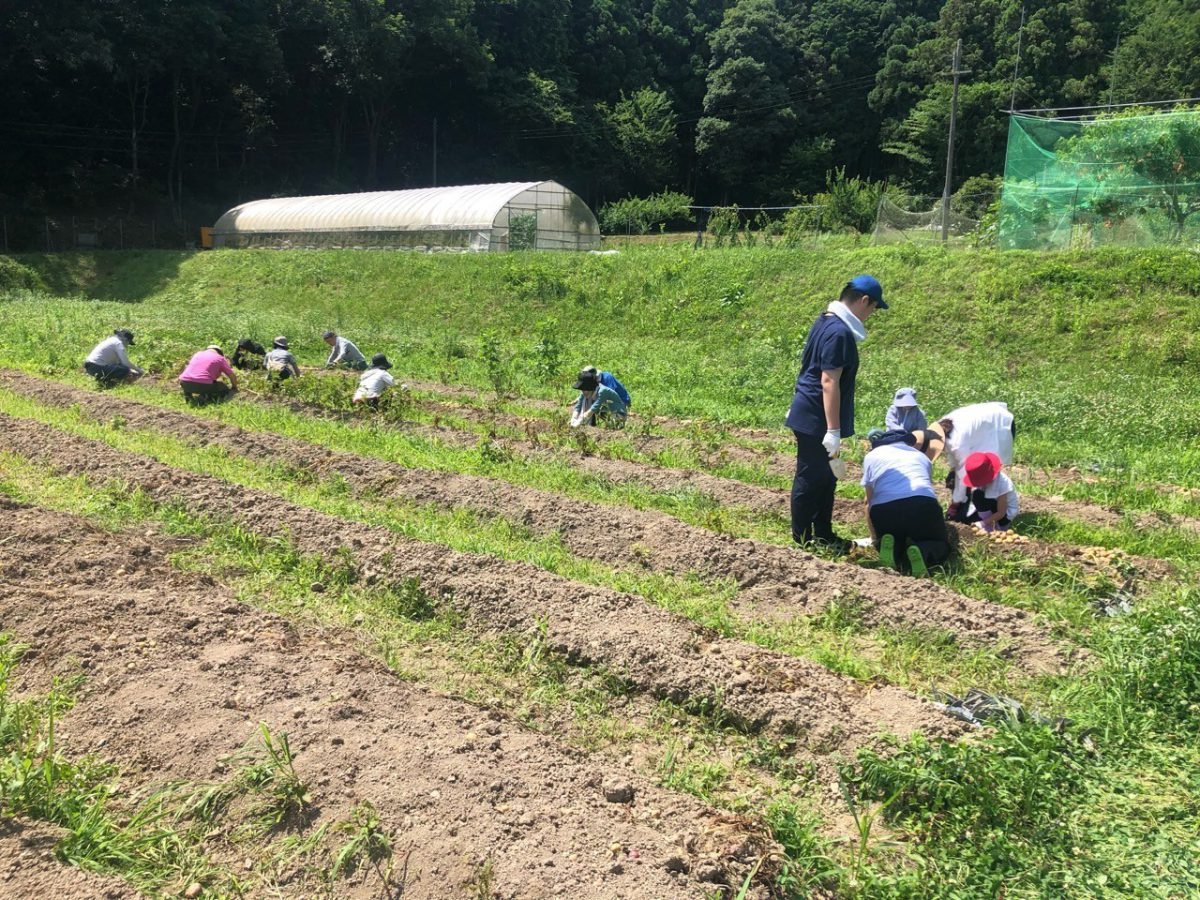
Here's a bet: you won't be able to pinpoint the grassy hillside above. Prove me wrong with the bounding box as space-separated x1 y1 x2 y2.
3 244 1200 486
1 246 1199 897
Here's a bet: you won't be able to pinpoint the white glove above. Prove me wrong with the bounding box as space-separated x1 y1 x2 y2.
822 429 842 458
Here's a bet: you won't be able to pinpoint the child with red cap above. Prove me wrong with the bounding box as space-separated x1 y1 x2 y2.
961 451 1020 532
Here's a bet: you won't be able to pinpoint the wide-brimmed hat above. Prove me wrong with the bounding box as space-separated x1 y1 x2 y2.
892 387 918 407
273 336 289 349
115 328 135 345
963 451 1002 488
206 344 224 355
371 353 391 369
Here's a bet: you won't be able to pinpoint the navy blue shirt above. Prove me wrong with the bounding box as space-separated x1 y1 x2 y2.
785 312 860 437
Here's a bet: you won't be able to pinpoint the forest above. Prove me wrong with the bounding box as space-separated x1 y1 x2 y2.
4 0 1198 222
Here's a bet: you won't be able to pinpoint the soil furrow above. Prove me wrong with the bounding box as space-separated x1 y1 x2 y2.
0 372 1065 671
0 498 772 898
0 819 139 899
0 411 965 761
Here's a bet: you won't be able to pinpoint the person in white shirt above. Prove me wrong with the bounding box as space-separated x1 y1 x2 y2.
352 354 396 409
860 429 951 577
959 452 1020 531
926 401 1015 519
83 329 143 386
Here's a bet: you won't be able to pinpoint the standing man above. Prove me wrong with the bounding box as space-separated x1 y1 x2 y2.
785 275 887 553
322 330 368 370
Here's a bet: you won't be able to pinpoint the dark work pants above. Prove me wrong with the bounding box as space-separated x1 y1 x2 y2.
180 380 231 403
869 496 951 569
790 430 837 545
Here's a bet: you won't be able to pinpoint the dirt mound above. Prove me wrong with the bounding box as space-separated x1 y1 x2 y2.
0 499 777 898
0 411 964 762
0 819 138 899
0 373 1064 672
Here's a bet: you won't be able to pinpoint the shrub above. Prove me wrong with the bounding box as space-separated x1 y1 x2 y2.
599 191 695 235
782 168 892 237
0 257 45 293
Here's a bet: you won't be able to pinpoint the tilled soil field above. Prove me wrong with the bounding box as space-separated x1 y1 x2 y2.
0 497 776 898
0 372 1066 672
0 819 139 899
0 412 966 760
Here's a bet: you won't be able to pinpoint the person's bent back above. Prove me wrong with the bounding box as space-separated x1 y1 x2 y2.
178 344 238 404
84 329 142 387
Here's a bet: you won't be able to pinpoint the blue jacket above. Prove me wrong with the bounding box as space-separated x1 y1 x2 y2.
599 371 630 407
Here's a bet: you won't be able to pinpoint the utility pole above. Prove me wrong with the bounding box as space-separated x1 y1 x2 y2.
1107 32 1121 110
1009 7 1025 112
941 39 970 243
432 117 438 187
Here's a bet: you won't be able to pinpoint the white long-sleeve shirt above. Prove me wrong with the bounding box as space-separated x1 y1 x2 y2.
353 367 395 400
326 335 366 367
943 402 1015 504
85 335 134 369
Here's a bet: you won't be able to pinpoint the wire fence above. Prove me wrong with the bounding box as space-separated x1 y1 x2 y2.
0 214 200 252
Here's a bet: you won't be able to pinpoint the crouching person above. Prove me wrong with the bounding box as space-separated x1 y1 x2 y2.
860 429 951 577
178 344 238 404
958 451 1020 532
84 328 143 387
570 370 627 429
352 354 396 410
264 336 301 381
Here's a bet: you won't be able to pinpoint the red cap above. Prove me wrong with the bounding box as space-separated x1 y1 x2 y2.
962 452 1002 488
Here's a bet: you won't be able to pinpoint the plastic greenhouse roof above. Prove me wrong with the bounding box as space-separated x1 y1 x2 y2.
214 182 552 234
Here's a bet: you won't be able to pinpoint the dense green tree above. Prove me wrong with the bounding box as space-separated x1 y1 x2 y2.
0 0 1183 222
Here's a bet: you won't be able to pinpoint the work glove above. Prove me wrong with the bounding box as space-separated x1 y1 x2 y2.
822 428 842 458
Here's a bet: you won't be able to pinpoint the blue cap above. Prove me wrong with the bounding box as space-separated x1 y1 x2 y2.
848 274 886 309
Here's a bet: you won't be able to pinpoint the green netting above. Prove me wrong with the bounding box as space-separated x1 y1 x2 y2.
1000 106 1200 250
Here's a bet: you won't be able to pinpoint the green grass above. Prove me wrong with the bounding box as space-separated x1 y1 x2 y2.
3 245 1200 896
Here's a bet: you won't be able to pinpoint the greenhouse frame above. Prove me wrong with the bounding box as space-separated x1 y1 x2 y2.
212 181 601 252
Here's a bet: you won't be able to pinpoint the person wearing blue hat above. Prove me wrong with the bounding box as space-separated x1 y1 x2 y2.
785 275 887 553
885 386 928 432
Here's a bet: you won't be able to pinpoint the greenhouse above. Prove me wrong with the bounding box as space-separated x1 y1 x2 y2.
212 181 601 252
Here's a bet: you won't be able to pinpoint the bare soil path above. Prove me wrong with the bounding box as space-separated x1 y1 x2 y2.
0 413 965 762
0 819 138 899
0 497 775 898
0 372 1066 672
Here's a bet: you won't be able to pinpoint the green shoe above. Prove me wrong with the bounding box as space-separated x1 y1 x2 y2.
878 534 898 571
906 544 929 578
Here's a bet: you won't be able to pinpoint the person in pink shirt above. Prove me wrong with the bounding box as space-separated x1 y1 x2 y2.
179 344 239 404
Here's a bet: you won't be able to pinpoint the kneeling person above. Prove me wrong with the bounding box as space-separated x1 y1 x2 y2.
179 344 238 403
84 329 143 386
861 429 951 577
959 451 1019 532
570 370 627 429
352 354 396 409
264 336 301 381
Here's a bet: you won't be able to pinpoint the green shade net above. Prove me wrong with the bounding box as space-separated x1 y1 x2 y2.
1000 107 1200 250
